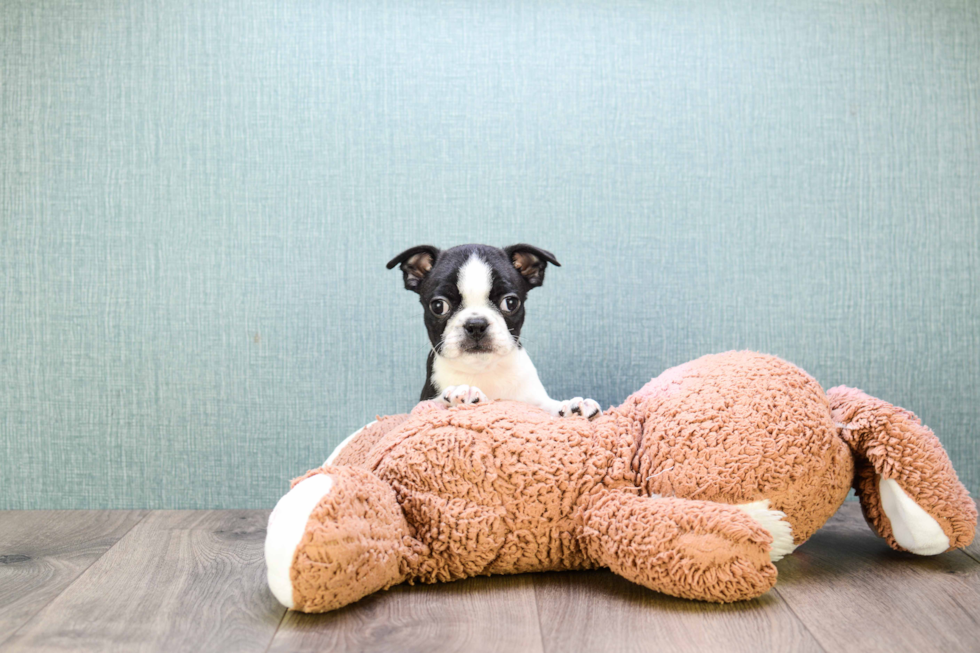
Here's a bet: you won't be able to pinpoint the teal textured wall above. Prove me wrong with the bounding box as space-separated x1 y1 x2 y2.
2 0 978 509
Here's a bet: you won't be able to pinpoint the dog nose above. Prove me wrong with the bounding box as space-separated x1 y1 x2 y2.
463 317 489 340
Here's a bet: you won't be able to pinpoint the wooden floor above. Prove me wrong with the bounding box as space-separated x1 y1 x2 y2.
1 503 978 653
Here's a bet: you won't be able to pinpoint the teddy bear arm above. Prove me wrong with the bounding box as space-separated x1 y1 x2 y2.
828 386 977 554
579 491 778 603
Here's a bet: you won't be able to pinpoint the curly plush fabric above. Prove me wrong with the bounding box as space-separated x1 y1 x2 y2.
827 386 977 551
268 351 976 611
328 414 410 469
287 466 416 612
631 353 854 543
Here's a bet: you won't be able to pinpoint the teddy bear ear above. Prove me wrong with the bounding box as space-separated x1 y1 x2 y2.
386 245 440 293
503 244 560 289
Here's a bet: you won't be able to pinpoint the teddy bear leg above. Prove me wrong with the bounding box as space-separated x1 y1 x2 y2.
580 492 779 602
265 465 419 613
828 386 977 554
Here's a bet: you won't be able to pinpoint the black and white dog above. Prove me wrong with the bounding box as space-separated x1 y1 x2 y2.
387 243 601 419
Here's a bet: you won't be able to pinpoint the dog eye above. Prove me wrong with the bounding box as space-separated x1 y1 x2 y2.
429 298 451 316
499 295 521 313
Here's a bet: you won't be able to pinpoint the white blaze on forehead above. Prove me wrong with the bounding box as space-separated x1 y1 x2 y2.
457 254 493 308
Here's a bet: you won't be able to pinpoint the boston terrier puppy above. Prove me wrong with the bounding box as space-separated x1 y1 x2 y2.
387 243 601 419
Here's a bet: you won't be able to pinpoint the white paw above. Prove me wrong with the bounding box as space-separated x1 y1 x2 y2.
878 477 950 555
736 499 796 562
440 385 490 406
557 397 602 420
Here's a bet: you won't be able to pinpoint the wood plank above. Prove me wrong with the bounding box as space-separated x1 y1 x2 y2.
534 569 822 653
963 539 980 564
775 502 980 653
1 510 285 653
269 574 545 653
0 511 146 648
959 500 980 564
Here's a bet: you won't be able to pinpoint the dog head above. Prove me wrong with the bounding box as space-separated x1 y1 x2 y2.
386 243 559 362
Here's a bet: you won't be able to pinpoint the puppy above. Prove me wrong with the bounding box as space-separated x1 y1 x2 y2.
387 243 601 419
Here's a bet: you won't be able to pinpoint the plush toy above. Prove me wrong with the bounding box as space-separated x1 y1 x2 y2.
264 351 976 612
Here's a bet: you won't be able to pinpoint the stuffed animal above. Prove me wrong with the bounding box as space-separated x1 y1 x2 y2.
264 351 976 611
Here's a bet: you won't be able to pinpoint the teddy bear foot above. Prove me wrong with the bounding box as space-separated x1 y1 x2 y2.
877 478 950 555
829 386 977 554
266 473 335 608
265 466 416 612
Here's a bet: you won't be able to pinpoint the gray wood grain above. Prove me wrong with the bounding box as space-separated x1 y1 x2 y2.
268 574 544 653
534 569 822 653
0 510 284 653
5 508 979 652
775 502 980 653
0 511 146 648
963 540 980 564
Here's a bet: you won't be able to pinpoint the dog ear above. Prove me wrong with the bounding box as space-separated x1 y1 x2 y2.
386 245 440 293
503 244 560 289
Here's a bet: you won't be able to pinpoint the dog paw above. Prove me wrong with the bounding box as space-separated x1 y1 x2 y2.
557 397 601 420
440 385 490 406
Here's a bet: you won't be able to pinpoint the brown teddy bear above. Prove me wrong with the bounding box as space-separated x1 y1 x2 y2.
264 351 976 612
